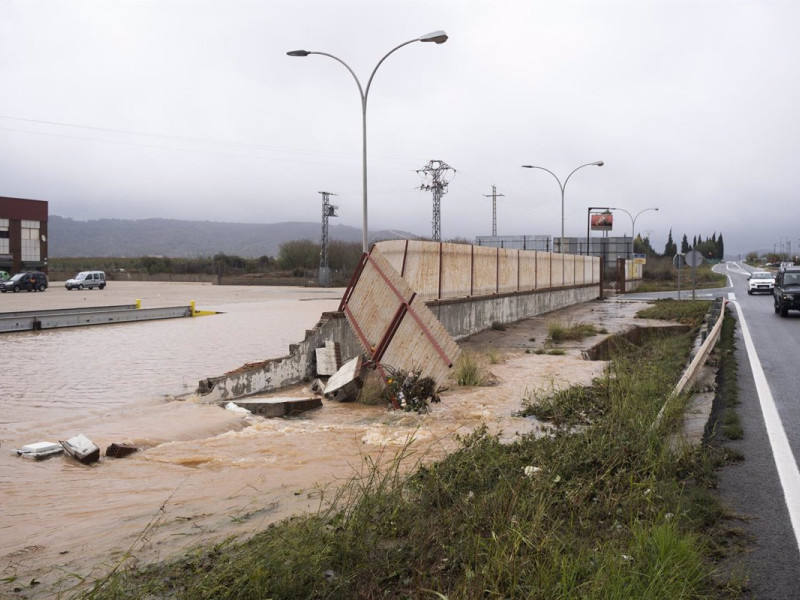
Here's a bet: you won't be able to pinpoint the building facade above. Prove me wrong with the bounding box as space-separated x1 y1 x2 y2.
0 196 49 274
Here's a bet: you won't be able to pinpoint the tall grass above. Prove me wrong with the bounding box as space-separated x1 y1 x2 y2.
452 352 487 386
547 319 605 343
72 303 741 600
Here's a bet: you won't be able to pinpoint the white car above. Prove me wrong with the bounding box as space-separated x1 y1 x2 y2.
747 271 775 294
65 270 106 290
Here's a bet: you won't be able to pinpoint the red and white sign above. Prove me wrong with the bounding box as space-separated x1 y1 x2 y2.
590 212 613 231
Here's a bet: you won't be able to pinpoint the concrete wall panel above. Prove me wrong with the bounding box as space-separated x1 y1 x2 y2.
519 250 536 291
472 246 498 296
535 251 551 289
440 242 472 299
497 248 518 294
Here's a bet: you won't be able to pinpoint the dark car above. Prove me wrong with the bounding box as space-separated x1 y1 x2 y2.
773 266 800 317
0 271 48 293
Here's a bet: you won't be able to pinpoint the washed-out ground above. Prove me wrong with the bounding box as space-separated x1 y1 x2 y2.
2 289 676 598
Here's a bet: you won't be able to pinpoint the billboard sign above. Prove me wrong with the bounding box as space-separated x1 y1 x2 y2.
590 212 613 231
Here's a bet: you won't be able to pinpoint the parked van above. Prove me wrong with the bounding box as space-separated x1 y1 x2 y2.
0 271 48 292
65 271 106 290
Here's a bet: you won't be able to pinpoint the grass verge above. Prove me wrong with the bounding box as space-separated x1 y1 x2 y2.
71 303 744 600
636 298 712 326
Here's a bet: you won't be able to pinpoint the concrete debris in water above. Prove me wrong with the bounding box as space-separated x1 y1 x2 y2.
224 402 252 414
229 397 322 417
310 378 325 394
16 441 64 460
105 443 139 459
322 355 363 402
60 434 100 465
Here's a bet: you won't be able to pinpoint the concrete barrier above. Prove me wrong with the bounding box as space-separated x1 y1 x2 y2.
0 302 213 333
429 284 601 340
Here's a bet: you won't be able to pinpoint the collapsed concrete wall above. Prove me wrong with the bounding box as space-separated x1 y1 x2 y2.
196 311 360 403
195 242 603 401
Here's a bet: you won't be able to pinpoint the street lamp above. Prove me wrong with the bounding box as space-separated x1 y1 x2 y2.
288 31 449 253
610 206 659 259
521 161 604 254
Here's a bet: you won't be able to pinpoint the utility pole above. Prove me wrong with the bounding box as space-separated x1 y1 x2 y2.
417 159 455 241
483 185 504 237
319 191 338 287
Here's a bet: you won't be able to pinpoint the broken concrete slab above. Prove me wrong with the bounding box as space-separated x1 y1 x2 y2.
229 397 322 418
315 340 341 376
60 434 100 465
17 441 64 460
323 355 363 402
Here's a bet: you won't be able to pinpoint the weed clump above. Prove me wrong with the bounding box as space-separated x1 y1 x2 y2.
547 319 603 343
452 351 488 386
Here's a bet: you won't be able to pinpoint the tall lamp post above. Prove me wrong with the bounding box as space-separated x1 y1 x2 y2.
521 161 604 254
610 206 659 259
288 31 449 253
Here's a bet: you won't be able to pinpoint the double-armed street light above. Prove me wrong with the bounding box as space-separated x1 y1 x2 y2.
521 161 604 254
288 31 449 253
610 206 659 258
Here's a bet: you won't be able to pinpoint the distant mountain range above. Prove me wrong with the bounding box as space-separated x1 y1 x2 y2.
48 215 420 258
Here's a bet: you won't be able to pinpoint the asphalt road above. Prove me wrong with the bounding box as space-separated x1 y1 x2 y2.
713 262 800 599
628 263 800 598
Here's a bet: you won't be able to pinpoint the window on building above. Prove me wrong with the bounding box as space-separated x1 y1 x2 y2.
21 220 40 262
0 219 8 255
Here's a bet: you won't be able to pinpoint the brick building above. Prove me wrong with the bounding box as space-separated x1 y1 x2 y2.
0 196 49 274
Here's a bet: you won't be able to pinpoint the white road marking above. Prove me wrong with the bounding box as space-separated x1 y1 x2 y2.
730 299 800 553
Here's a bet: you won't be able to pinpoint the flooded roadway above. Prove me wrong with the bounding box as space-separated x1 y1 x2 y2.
1 282 363 596
0 281 616 597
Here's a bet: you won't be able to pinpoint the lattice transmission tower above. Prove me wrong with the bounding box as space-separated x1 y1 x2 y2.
483 185 504 237
319 191 338 286
417 159 455 241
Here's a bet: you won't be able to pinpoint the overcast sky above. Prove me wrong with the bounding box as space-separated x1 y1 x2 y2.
1 0 798 257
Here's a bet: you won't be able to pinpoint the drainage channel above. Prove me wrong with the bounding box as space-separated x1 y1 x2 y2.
583 324 691 361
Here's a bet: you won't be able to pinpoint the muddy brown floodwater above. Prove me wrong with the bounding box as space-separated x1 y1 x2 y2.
0 282 653 598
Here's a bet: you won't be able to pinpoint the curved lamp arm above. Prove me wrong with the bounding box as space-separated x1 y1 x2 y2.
287 31 448 253
563 161 604 190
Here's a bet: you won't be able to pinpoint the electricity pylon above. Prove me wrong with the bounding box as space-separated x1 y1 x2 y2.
319 191 338 286
417 159 455 241
483 185 504 237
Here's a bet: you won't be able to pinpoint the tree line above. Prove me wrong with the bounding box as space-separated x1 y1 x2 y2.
637 230 725 260
49 240 365 280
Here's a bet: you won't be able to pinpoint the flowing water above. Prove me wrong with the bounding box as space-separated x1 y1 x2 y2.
0 282 606 597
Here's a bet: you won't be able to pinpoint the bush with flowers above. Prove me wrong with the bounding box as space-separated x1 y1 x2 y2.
379 366 441 413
